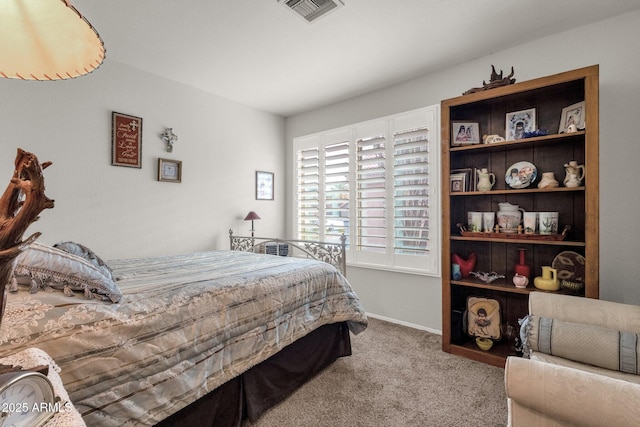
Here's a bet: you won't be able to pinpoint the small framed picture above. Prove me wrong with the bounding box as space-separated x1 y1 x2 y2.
256 171 274 200
158 158 182 183
450 173 467 193
506 108 536 140
451 122 480 146
451 168 472 191
112 111 142 168
559 101 585 133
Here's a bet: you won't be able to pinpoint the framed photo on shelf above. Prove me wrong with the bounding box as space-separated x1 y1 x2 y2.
112 112 142 168
256 171 274 200
450 173 467 193
158 158 182 183
506 108 536 140
559 101 585 133
451 122 480 146
451 168 473 191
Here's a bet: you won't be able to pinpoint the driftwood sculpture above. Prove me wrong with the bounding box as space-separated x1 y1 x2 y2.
463 65 516 95
0 149 54 328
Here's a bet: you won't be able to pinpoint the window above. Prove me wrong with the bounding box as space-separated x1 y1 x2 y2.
293 106 440 276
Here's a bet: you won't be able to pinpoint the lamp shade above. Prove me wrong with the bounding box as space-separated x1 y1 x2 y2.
0 0 105 80
244 211 261 221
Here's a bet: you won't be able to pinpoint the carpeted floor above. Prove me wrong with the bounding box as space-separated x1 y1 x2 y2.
244 317 507 427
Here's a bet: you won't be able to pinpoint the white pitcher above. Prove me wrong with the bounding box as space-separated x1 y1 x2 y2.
476 168 496 192
497 202 524 232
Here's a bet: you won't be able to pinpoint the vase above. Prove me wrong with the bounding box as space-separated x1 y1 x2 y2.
537 172 559 189
514 248 530 279
563 160 585 186
452 263 461 280
534 266 560 291
476 168 496 192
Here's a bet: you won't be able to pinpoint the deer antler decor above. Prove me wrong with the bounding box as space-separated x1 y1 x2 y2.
0 148 54 328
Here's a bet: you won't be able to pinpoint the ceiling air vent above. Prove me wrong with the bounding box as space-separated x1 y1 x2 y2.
279 0 345 23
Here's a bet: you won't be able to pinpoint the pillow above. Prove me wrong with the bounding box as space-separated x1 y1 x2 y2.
12 242 122 303
53 241 114 280
522 315 640 375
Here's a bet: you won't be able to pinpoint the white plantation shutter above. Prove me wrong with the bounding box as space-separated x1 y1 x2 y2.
293 105 440 276
324 140 350 244
356 134 386 253
296 144 320 241
393 126 430 255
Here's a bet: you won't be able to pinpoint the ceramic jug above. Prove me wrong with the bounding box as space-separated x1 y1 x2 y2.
563 160 585 186
497 202 523 232
476 168 496 192
534 266 560 291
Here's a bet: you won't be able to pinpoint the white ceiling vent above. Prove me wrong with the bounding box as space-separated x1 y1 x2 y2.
279 0 345 23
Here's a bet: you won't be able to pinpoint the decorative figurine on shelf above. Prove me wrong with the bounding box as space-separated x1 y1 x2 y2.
537 172 559 189
513 274 529 288
470 271 505 284
563 160 585 187
476 168 496 192
463 65 516 95
482 134 505 144
451 252 476 278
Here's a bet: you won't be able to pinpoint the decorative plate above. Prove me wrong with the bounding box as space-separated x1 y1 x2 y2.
505 161 537 189
552 251 586 283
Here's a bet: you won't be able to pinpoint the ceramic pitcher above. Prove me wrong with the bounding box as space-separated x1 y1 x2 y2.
534 266 560 291
563 160 585 186
476 168 496 192
497 202 523 232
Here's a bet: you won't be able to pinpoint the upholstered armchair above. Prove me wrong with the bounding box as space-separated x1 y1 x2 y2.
505 292 640 426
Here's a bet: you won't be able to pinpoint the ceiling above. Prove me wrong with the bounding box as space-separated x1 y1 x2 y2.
73 0 640 117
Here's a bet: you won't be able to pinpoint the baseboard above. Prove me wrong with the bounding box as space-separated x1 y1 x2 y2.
365 312 442 335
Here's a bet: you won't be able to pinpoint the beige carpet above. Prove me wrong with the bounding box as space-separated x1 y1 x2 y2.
244 317 507 427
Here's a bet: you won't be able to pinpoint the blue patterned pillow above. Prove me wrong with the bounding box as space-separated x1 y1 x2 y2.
12 242 122 303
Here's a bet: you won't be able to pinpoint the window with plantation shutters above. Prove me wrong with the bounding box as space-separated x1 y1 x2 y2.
292 105 440 276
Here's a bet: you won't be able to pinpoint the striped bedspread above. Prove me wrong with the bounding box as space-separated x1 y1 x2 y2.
0 250 368 426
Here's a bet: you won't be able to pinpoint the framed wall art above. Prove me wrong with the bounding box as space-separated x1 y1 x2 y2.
158 158 182 183
112 112 142 168
506 108 536 140
559 101 585 133
256 171 274 200
451 122 480 146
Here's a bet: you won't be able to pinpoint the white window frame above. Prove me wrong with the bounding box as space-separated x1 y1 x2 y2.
292 105 441 277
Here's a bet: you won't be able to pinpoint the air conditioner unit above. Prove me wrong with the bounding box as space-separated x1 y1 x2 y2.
278 0 345 23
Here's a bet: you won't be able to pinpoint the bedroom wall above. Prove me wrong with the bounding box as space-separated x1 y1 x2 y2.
285 10 640 331
0 60 286 260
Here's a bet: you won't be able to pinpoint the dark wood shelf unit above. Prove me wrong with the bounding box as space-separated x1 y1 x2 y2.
441 65 599 366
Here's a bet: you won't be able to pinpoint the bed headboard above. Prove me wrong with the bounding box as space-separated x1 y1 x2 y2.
228 229 347 276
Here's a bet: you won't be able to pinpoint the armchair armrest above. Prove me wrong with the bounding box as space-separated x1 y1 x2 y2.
506 357 640 427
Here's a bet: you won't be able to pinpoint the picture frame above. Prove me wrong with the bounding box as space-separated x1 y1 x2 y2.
158 158 182 183
451 168 473 191
559 101 585 133
450 172 467 193
506 108 536 140
256 171 274 200
112 112 142 168
451 122 480 146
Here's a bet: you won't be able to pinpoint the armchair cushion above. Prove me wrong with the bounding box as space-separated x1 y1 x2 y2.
522 315 640 374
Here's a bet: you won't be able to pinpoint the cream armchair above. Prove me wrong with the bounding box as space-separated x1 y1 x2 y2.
505 292 640 427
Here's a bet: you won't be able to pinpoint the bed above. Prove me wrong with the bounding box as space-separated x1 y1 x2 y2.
0 236 367 426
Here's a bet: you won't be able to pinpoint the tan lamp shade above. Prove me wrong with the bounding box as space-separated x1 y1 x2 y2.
0 0 105 80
